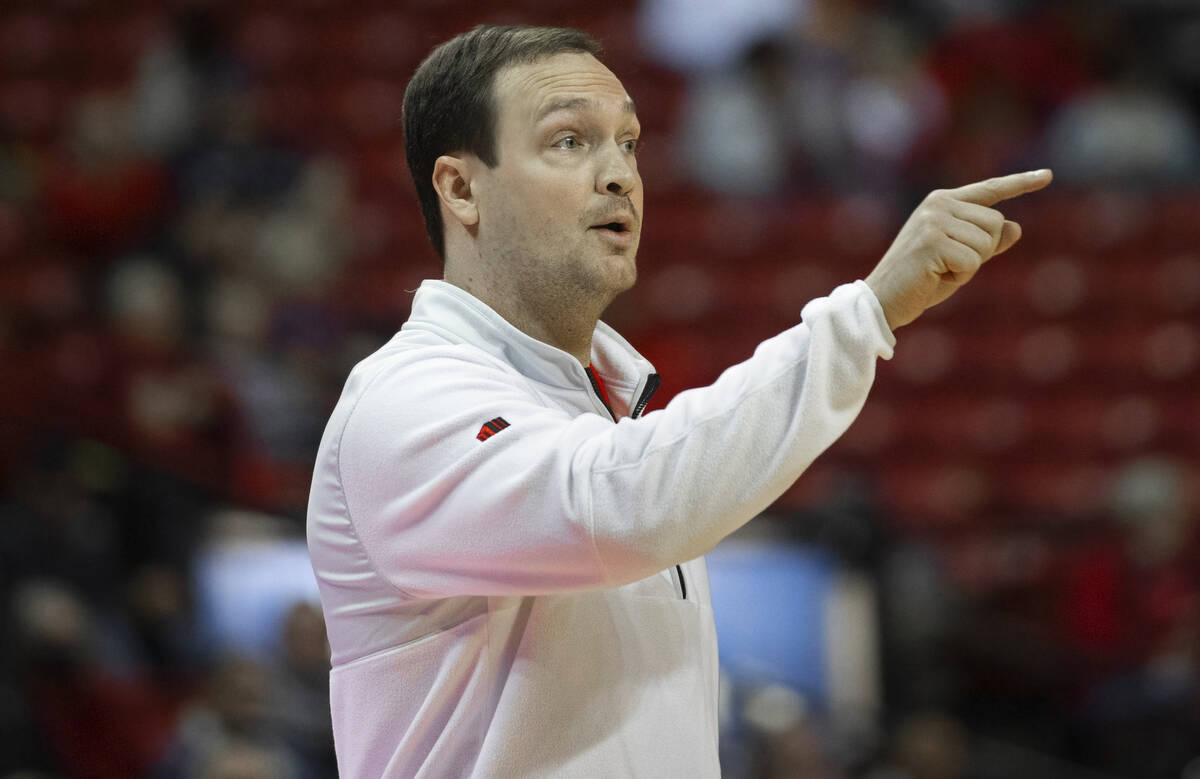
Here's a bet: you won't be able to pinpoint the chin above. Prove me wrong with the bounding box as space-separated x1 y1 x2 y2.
616 265 638 293
602 253 638 294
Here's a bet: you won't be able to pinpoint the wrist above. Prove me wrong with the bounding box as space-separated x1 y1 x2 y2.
863 271 901 332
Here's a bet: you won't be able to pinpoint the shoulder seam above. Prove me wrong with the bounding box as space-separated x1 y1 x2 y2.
334 365 419 601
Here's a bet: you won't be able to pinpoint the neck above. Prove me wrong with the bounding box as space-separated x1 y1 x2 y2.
444 264 607 367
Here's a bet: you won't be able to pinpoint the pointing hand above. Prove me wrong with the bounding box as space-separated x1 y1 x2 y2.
865 169 1053 330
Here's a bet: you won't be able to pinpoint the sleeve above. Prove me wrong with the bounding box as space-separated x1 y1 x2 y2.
337 281 895 598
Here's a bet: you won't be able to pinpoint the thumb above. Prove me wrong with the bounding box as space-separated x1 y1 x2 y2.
993 220 1022 257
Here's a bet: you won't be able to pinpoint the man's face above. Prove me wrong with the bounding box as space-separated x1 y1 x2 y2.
472 52 643 305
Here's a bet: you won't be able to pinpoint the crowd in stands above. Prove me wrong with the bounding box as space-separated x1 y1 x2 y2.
0 1 1196 777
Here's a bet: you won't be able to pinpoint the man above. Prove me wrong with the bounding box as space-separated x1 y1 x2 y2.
306 25 1051 778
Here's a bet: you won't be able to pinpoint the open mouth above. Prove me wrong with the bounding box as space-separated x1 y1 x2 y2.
591 216 632 234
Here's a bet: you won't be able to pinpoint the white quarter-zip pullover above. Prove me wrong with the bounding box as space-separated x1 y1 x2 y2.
307 279 894 777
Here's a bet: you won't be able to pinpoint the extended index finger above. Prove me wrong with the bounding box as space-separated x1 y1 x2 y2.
950 169 1053 207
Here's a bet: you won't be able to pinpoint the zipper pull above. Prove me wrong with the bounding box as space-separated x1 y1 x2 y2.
631 373 661 419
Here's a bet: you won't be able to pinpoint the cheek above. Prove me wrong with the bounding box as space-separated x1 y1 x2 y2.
518 170 586 227
489 192 570 251
484 158 593 242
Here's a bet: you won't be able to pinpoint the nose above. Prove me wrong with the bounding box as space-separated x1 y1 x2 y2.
596 142 637 198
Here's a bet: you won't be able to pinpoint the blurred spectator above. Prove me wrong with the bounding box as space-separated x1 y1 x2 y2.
744 684 846 778
171 86 300 210
268 602 335 778
679 36 807 197
12 580 177 779
1058 458 1197 674
132 9 243 157
42 92 169 258
154 655 300 779
1045 71 1200 187
878 541 961 715
866 710 970 779
920 4 1089 188
678 6 945 199
1055 457 1199 778
902 713 969 779
196 741 295 779
837 15 947 196
94 255 242 488
637 0 804 72
0 439 124 603
122 562 208 686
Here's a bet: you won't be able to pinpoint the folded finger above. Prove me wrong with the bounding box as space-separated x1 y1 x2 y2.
940 237 983 278
950 200 1005 243
945 217 998 258
994 220 1023 256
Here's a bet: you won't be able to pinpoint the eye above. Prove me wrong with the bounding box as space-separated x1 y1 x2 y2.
553 135 580 150
621 138 639 155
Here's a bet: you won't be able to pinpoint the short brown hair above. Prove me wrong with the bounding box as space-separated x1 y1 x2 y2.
402 25 603 260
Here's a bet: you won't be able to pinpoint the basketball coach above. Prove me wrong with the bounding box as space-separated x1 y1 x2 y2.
307 24 1052 778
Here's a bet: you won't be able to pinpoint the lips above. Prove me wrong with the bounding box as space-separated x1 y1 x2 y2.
589 214 634 234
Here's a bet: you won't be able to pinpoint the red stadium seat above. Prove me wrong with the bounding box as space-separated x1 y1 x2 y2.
1152 252 1200 315
349 12 425 76
334 77 406 139
1147 193 1200 250
996 459 1112 519
235 11 306 76
888 325 964 386
877 461 994 529
254 79 323 143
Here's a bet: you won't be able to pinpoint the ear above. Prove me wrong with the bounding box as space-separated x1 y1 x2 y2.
432 154 478 228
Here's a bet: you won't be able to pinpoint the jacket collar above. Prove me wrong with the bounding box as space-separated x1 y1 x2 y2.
400 280 655 415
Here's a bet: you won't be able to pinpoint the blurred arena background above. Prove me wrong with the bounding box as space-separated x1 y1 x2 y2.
0 0 1197 777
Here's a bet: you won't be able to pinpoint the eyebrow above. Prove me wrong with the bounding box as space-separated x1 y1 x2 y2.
535 96 638 122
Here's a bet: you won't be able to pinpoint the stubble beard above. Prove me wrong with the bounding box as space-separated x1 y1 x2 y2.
509 230 636 314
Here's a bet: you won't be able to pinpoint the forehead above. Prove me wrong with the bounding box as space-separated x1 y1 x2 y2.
493 52 634 124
